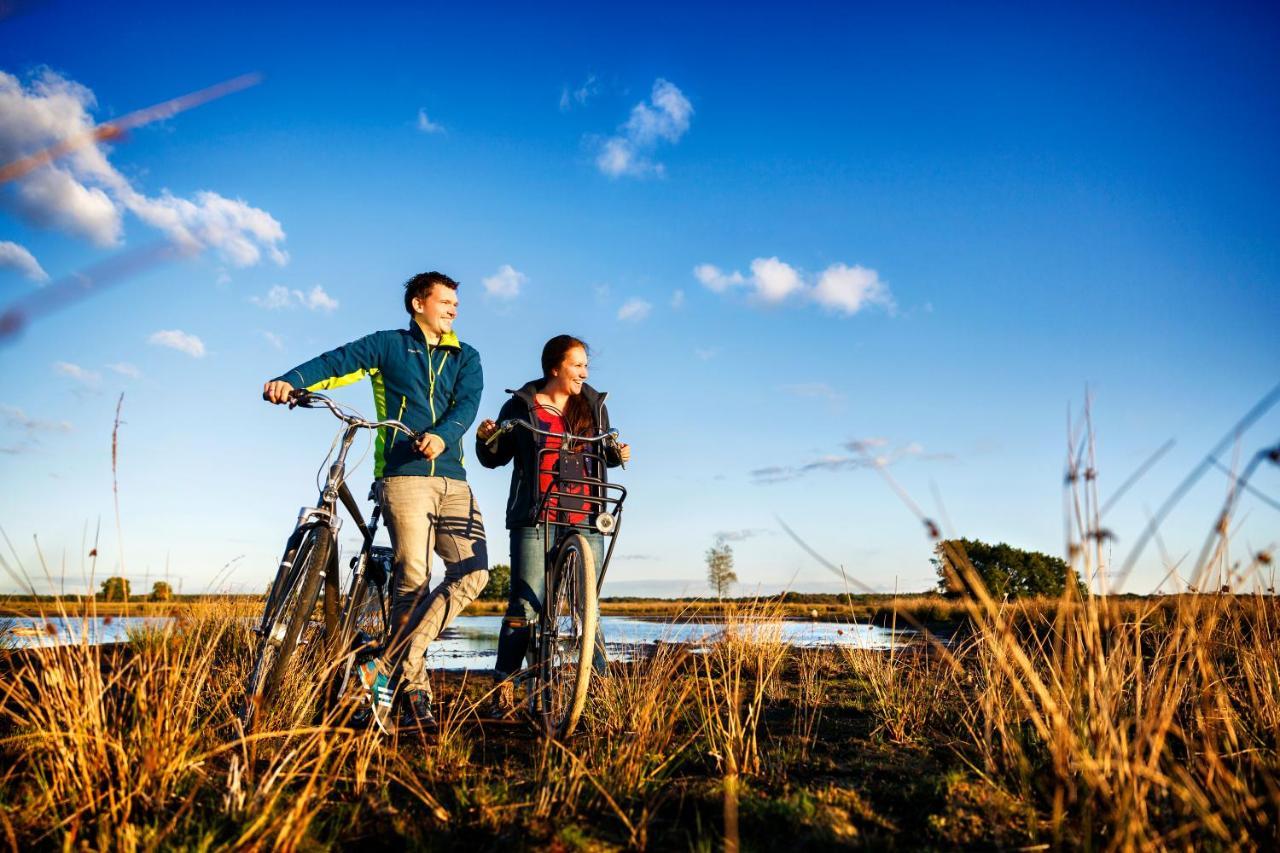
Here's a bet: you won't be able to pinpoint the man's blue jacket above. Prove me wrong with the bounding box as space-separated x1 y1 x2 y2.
273 323 482 481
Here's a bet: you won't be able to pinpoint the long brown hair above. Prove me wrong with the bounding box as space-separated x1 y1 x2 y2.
541 334 595 438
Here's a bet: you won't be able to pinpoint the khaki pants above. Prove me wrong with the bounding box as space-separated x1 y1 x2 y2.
381 475 489 696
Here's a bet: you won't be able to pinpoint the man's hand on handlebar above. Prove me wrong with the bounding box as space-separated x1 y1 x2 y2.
262 380 296 405
416 433 445 460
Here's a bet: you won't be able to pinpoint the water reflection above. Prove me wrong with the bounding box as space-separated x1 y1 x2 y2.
4 614 909 670
1 616 171 648
427 615 907 671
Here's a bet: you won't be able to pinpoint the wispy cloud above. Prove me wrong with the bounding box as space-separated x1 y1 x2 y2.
617 297 651 322
106 362 141 379
559 73 599 112
694 347 719 361
695 257 894 315
714 528 771 543
693 263 745 293
751 438 951 484
52 360 100 386
416 108 444 134
781 382 844 402
670 289 685 309
148 329 205 358
0 70 287 266
482 264 527 299
594 78 693 178
260 330 284 351
0 240 49 282
1 404 72 433
250 284 338 312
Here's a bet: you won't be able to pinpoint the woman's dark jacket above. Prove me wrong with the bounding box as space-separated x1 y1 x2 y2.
475 379 623 530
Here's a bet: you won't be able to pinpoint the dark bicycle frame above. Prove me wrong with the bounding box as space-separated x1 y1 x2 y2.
504 425 628 718
248 393 410 721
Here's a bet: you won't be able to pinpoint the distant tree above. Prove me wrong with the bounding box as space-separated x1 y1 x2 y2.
934 538 1085 599
706 541 737 599
480 563 511 601
150 581 173 602
99 576 131 601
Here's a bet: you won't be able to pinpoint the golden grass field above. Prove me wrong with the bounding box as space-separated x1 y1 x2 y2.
1 585 1277 851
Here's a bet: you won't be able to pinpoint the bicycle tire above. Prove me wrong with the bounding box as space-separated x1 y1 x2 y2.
535 533 597 738
328 552 388 707
243 525 332 729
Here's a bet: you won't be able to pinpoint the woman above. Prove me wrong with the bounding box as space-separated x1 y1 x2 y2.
475 334 631 716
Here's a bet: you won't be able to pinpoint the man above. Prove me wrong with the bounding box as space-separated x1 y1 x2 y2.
262 270 488 731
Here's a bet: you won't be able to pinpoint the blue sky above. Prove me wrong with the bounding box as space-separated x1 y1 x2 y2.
1 1 1278 597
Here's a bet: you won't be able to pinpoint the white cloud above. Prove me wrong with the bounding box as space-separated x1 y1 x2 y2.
693 263 745 293
261 331 284 351
121 188 288 267
595 78 693 178
696 256 895 315
250 284 338 312
694 347 719 361
559 74 599 112
750 257 804 303
812 263 894 315
10 160 122 246
1 404 72 433
416 108 444 134
482 264 527 299
0 240 49 282
0 70 287 266
303 284 338 311
251 285 291 309
670 289 685 309
53 360 100 385
617 298 652 322
148 329 205 358
107 362 141 379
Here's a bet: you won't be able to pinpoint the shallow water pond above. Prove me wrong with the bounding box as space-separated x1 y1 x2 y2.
3 614 908 669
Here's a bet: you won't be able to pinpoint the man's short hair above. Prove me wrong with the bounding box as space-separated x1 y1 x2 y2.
404 271 460 314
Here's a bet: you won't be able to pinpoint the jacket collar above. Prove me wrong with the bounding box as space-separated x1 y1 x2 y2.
408 322 461 350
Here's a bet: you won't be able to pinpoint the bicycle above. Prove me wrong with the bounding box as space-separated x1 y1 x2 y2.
242 391 416 731
484 417 628 737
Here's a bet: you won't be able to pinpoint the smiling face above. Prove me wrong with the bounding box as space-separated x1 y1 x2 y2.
551 345 589 395
411 284 458 340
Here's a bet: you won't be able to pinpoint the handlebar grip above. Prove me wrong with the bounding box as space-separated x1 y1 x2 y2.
483 420 513 449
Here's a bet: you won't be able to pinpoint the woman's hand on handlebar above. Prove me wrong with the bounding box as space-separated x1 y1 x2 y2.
476 419 499 442
617 442 631 464
262 380 296 405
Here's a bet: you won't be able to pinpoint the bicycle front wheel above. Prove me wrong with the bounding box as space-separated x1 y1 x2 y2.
535 532 598 738
243 524 332 730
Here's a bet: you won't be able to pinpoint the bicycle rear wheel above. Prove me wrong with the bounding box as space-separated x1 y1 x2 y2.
243 524 333 730
327 548 390 708
534 533 597 738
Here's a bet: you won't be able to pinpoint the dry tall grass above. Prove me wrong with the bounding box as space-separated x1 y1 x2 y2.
0 569 1275 849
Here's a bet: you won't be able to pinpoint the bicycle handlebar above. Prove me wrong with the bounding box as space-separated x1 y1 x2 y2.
485 417 622 451
286 390 420 440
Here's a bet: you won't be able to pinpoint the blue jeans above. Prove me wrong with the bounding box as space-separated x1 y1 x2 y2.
494 524 607 680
